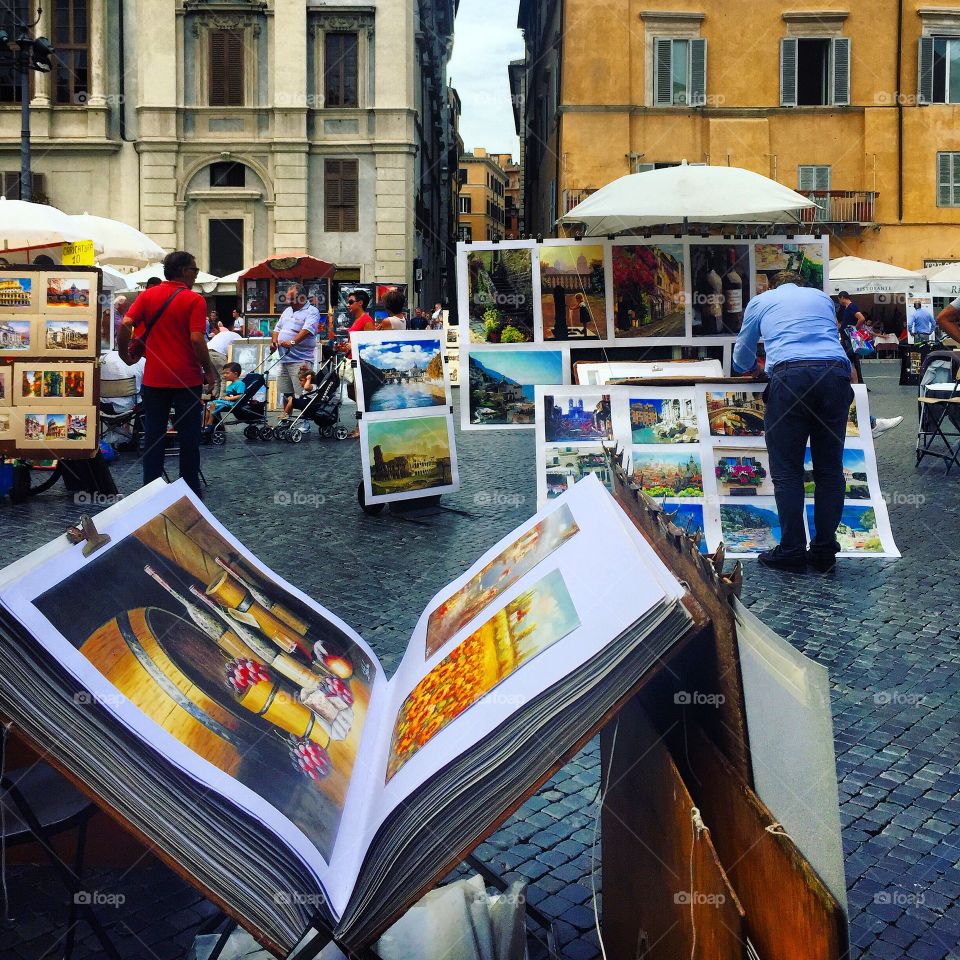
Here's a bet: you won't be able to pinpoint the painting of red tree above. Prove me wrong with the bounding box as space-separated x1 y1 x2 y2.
611 243 686 339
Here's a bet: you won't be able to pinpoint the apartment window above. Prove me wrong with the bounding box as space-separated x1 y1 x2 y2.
458 225 472 242
919 36 960 104
458 196 472 214
654 38 707 106
457 169 467 185
325 32 358 107
780 37 850 107
798 165 831 220
208 29 245 106
325 159 359 232
53 0 89 105
208 219 244 277
937 153 960 207
210 162 246 188
1 172 46 200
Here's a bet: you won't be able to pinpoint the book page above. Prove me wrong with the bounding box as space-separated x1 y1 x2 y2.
0 480 387 916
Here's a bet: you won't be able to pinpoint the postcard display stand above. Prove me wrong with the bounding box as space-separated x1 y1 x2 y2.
456 235 829 430
351 330 460 508
535 381 900 559
0 265 101 458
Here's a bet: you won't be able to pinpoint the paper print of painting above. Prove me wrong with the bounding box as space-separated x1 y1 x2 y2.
467 350 564 427
387 568 580 783
364 415 456 499
665 502 708 554
0 276 35 311
425 504 580 658
466 247 535 343
45 276 96 317
544 446 615 500
690 243 750 337
847 399 860 437
807 504 883 553
611 244 686 339
631 451 704 498
803 449 870 500
707 390 766 437
542 393 612 443
630 396 699 444
720 502 782 553
714 448 775 497
356 338 447 412
539 244 606 340
43 319 90 355
0 318 33 354
32 496 377 859
754 241 825 291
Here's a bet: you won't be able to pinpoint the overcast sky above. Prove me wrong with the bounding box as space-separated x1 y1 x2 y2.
447 0 524 161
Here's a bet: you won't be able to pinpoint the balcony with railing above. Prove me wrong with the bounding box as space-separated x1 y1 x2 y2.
798 190 878 227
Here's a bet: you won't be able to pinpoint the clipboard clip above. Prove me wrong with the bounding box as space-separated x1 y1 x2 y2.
66 514 111 557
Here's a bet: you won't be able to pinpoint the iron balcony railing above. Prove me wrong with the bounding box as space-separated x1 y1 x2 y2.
798 190 878 225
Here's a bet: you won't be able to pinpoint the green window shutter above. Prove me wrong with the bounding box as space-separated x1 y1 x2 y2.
918 37 935 105
780 38 798 107
832 37 850 106
690 39 707 107
654 38 673 106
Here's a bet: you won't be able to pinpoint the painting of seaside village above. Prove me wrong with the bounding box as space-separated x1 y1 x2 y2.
542 393 612 443
364 415 456 500
356 338 446 412
630 396 699 443
468 350 564 426
721 502 782 553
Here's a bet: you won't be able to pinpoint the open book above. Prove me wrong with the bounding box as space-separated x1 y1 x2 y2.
0 475 690 954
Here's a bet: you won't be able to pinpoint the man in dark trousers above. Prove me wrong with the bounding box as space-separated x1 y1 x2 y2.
732 271 853 572
118 251 217 494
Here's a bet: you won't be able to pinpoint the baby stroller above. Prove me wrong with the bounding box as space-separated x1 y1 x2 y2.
206 371 274 444
274 349 350 443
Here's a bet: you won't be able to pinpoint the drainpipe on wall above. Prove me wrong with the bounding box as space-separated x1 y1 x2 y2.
897 0 904 222
554 0 563 236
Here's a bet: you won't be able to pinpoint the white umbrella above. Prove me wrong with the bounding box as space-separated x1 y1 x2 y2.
0 196 98 250
559 161 817 236
212 269 243 295
827 256 923 296
122 262 220 294
69 213 165 267
99 265 132 294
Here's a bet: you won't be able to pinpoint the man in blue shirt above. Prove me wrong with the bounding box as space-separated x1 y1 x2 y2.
733 271 853 572
908 300 936 342
272 283 321 403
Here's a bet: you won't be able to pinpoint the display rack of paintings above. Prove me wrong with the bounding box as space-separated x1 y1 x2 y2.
535 382 899 558
351 331 459 505
0 267 100 457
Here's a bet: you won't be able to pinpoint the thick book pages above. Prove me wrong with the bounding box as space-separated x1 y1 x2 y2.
0 475 690 954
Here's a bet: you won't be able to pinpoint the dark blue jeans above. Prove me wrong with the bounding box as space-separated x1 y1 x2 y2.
141 385 203 494
764 360 853 557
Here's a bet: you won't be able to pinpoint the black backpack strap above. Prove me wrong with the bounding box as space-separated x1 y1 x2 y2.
139 287 187 344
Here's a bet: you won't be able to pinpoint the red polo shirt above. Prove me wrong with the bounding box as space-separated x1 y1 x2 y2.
126 280 207 388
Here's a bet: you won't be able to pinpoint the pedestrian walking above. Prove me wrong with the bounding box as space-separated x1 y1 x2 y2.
272 283 321 404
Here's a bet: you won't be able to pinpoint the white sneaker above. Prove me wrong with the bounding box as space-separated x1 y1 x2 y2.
872 416 904 439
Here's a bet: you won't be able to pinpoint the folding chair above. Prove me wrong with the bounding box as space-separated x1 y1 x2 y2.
99 376 141 449
916 351 960 473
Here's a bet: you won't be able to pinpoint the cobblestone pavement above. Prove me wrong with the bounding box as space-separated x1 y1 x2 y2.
0 362 958 959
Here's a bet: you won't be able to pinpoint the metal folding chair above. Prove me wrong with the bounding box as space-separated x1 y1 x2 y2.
916 351 960 473
99 376 141 449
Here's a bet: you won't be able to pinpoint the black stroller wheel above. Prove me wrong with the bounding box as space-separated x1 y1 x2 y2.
289 429 305 444
243 424 258 441
258 425 274 441
321 425 335 439
335 425 350 441
275 426 289 441
358 480 385 515
211 427 226 446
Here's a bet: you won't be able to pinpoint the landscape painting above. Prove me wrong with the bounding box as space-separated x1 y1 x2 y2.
720 501 782 554
543 446 615 501
631 451 704 498
542 393 612 442
804 449 870 500
714 448 775 497
611 243 686 339
465 245 535 343
363 414 458 503
467 349 564 428
807 504 882 553
848 399 860 437
707 389 766 437
538 243 606 340
45 276 95 316
354 335 447 413
754 241 825 291
630 396 699 443
43 319 91 356
17 364 92 404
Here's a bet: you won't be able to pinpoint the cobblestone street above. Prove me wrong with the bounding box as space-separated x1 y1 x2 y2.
0 362 958 959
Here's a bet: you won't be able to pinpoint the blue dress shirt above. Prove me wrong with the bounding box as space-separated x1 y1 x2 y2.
733 284 851 375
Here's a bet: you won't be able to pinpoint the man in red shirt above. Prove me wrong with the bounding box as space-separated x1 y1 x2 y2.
118 251 217 494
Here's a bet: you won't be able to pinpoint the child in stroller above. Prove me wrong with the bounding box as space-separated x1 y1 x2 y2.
274 351 350 442
203 365 274 444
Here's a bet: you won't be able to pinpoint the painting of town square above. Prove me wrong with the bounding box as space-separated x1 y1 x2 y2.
808 504 882 553
544 446 615 500
714 448 775 497
707 390 766 437
45 276 95 314
18 365 90 404
387 568 580 782
611 243 686 338
631 451 704 498
354 336 447 413
754 241 825 291
690 242 751 336
465 246 535 343
467 349 564 427
0 319 33 355
542 393 612 443
804 449 870 500
720 502 782 554
363 415 457 502
0 276 35 311
43 319 91 356
629 396 699 443
665 503 708 554
425 503 580 657
539 244 606 340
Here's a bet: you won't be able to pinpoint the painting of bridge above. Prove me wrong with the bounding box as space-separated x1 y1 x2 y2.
356 337 446 412
707 390 766 437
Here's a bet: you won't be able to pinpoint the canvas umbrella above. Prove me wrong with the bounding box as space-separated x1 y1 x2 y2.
920 261 960 298
0 196 97 251
826 256 923 296
122 262 221 294
70 213 165 267
559 161 817 235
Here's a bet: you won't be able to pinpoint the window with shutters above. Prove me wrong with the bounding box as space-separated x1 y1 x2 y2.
781 37 850 107
798 165 831 220
919 36 960 104
1 172 47 201
937 153 960 207
52 0 90 105
324 32 358 107
653 38 707 107
325 159 359 232
208 29 245 106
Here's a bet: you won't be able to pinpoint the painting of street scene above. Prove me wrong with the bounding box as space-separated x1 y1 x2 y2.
32 495 377 859
466 247 535 343
804 449 870 500
425 503 580 657
808 504 882 553
630 396 699 444
631 451 704 498
46 277 94 310
665 502 709 554
0 319 32 353
387 568 580 782
707 390 766 437
611 244 686 338
544 446 615 500
715 448 774 497
44 320 90 352
468 350 564 426
543 393 612 442
0 277 33 310
539 244 606 340
721 502 782 553
365 415 455 498
356 337 446 412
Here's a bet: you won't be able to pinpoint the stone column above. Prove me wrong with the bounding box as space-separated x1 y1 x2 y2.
86 0 107 106
30 1 51 106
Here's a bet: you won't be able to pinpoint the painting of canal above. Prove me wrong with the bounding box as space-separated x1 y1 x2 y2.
355 337 447 412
